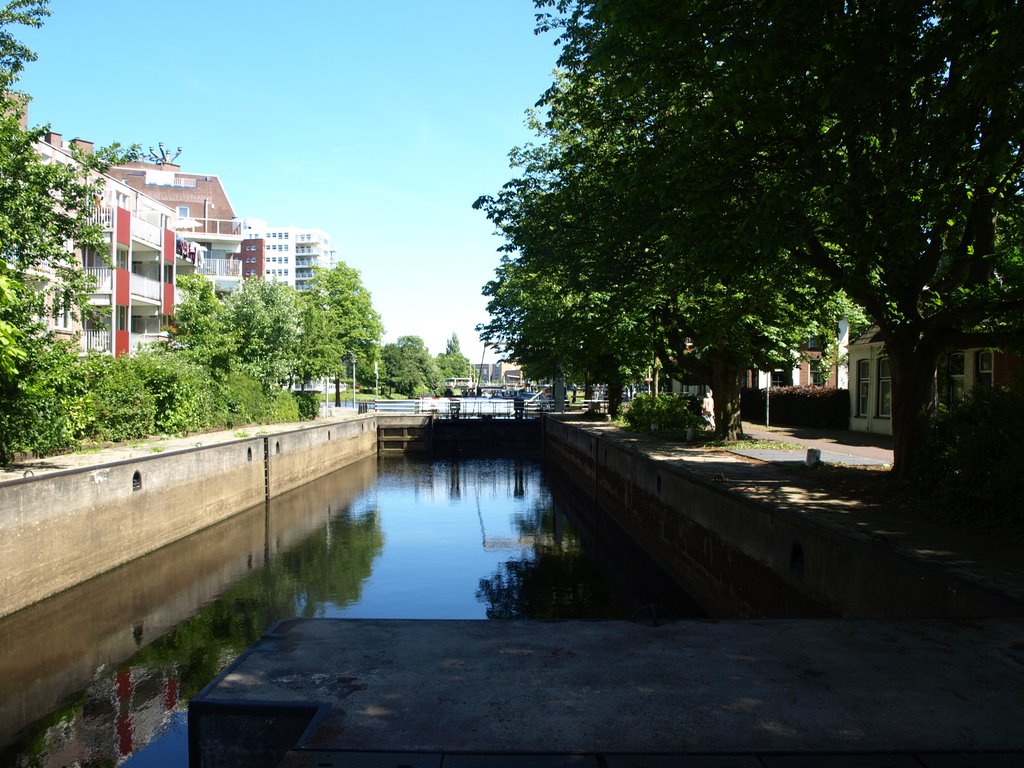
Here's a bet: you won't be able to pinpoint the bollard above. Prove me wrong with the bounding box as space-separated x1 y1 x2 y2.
805 448 821 467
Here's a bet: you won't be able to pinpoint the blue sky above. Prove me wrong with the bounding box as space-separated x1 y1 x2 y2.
16 1 562 365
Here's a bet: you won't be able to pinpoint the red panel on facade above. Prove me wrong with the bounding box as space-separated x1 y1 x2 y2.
163 282 174 314
114 330 130 357
115 269 130 306
164 229 175 263
115 207 131 246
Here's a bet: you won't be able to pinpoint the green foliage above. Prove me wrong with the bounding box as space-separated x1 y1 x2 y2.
0 335 87 461
621 393 701 434
293 390 320 421
214 370 271 427
741 386 851 431
129 352 214 436
223 278 301 392
918 382 1024 532
81 353 156 442
380 336 441 397
267 389 300 422
435 332 475 384
171 273 234 375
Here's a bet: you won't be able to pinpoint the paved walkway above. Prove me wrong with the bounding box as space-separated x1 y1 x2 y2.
736 421 894 466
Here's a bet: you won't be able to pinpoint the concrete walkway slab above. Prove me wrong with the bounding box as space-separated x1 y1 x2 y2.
191 618 1024 766
730 448 889 467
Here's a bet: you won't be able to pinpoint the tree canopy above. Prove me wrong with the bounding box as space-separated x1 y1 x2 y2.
478 0 1024 469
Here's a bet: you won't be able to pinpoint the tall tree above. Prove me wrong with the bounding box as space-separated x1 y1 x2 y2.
169 273 234 375
223 279 300 392
305 261 383 406
435 333 475 385
380 336 441 398
541 0 1024 472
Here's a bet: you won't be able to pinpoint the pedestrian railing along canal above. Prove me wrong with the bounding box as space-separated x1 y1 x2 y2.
369 397 553 418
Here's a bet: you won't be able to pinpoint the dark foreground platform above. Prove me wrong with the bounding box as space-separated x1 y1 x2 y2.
190 618 1024 767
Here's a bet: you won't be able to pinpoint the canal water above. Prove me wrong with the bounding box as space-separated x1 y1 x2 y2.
0 455 699 766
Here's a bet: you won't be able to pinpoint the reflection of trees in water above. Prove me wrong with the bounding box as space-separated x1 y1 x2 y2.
476 500 619 620
7 508 383 767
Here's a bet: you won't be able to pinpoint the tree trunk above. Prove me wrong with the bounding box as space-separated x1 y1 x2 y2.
887 337 940 480
607 381 624 419
709 356 743 441
333 373 341 407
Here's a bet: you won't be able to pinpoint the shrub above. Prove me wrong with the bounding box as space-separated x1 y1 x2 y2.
267 390 300 422
293 391 320 421
918 382 1024 531
622 393 702 433
741 386 849 429
130 352 215 436
83 354 157 442
215 370 270 427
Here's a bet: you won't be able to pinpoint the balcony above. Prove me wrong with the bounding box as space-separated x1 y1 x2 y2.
130 273 162 302
132 215 163 249
173 217 243 238
89 206 114 229
130 332 166 351
86 267 113 292
83 329 111 354
199 257 242 278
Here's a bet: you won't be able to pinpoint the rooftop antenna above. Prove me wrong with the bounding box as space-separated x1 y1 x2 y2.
146 142 183 166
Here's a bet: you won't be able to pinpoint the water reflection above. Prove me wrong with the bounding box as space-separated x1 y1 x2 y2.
0 456 696 766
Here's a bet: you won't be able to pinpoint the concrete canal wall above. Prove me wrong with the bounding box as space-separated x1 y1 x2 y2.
542 417 1021 618
0 417 376 619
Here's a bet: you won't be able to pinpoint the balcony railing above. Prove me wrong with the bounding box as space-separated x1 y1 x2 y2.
86 267 113 292
130 332 166 350
173 217 243 238
130 273 162 302
198 258 242 277
132 216 163 248
83 329 111 353
89 206 114 229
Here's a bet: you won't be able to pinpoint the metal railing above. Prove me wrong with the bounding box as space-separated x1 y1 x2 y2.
175 217 243 238
371 397 555 418
89 206 114 229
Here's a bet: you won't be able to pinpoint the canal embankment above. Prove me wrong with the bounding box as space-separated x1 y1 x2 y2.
543 415 1024 618
0 415 377 619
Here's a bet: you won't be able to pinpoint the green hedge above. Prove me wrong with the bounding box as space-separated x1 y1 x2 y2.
918 382 1024 531
741 386 850 429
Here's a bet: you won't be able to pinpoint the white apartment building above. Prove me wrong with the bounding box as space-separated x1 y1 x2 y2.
241 219 335 291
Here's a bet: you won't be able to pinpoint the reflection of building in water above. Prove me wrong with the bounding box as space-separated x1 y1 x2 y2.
27 663 182 765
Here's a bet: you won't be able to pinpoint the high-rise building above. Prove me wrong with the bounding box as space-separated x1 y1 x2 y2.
241 219 335 291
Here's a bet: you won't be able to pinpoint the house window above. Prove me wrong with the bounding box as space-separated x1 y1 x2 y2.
857 359 870 416
938 351 966 407
770 370 786 387
807 336 821 351
809 360 826 386
177 206 189 217
877 357 892 417
976 350 994 389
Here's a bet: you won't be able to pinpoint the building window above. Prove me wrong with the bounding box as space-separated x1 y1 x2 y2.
770 370 786 387
807 336 821 351
938 351 966 407
877 357 892 417
810 359 826 387
976 350 994 389
857 359 870 416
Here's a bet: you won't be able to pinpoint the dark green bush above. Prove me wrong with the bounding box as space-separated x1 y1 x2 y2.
622 393 702 433
293 391 320 421
215 370 270 426
742 386 850 429
918 382 1024 531
83 354 157 442
130 352 215 435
